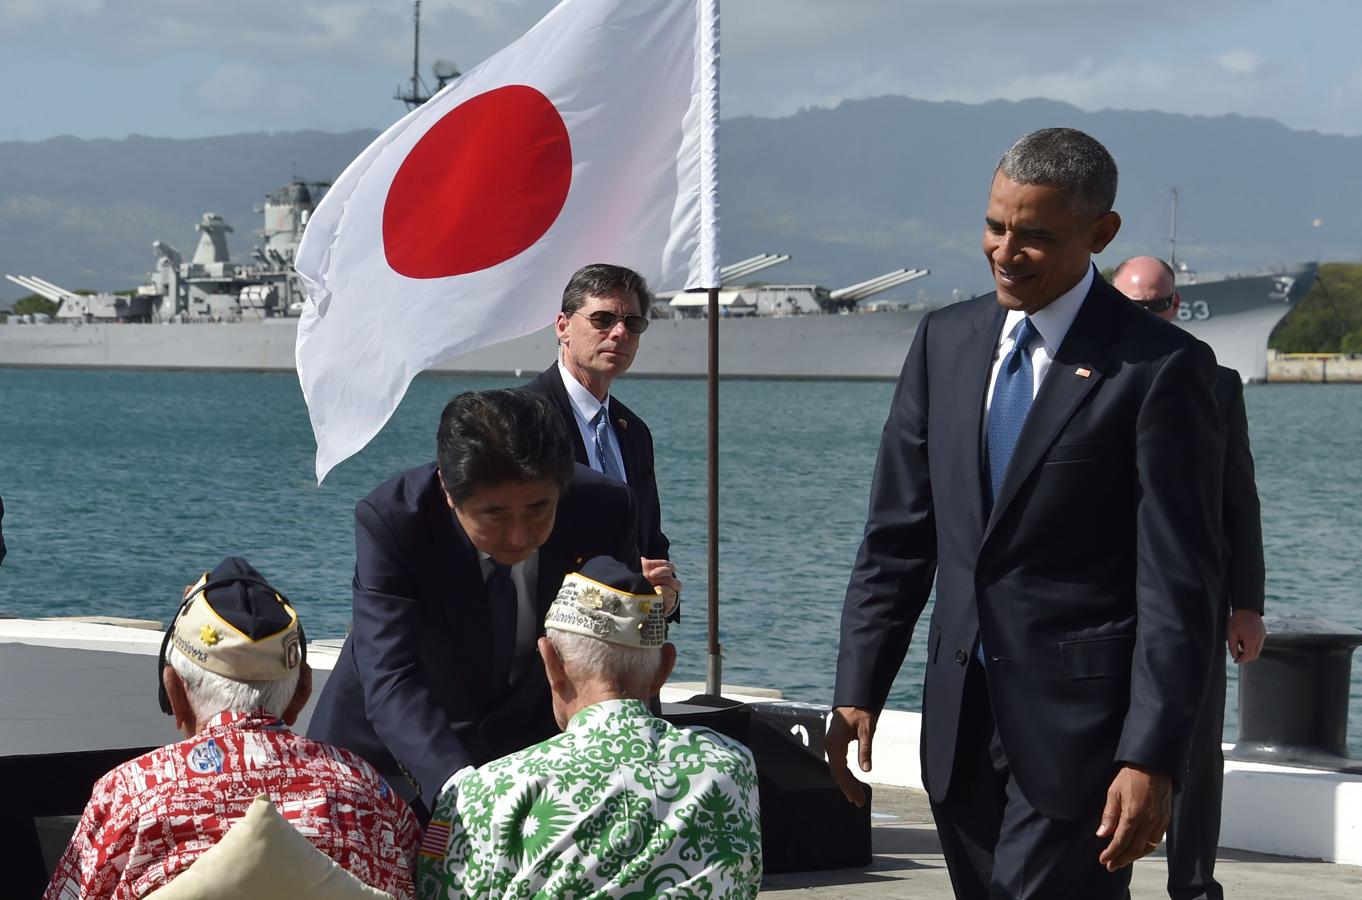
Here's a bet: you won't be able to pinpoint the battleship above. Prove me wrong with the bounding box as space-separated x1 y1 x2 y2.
0 180 1320 381
0 0 1319 382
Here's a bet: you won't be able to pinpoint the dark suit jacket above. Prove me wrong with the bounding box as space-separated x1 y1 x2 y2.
523 365 669 560
1213 368 1265 615
307 462 638 809
834 275 1224 820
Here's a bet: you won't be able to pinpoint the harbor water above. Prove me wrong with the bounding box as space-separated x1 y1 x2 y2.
1 368 1359 751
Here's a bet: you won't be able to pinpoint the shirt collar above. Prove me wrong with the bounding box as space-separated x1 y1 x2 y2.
478 549 537 578
197 709 280 734
566 698 652 731
1001 263 1094 353
558 359 609 421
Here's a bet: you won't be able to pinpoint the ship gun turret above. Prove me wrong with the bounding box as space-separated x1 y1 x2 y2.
5 274 151 322
828 267 930 310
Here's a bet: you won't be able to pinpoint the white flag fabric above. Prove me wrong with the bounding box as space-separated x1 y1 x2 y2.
296 0 719 482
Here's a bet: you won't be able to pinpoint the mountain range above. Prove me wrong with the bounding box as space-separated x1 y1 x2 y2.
2 95 1358 304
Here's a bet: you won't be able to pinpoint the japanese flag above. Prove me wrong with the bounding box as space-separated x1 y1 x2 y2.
296 0 719 481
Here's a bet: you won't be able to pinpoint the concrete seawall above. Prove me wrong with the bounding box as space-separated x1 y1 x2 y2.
1268 352 1362 383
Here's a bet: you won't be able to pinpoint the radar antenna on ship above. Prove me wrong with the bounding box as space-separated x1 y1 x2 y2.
395 1 461 110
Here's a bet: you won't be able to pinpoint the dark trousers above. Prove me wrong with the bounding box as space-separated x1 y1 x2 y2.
1166 630 1228 900
930 660 1132 900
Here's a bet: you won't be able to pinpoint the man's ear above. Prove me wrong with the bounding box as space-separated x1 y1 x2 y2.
539 637 570 694
162 666 195 735
281 663 313 726
650 643 677 697
1090 210 1121 254
554 311 570 346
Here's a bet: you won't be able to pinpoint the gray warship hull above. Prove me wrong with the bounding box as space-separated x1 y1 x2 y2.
0 263 1317 382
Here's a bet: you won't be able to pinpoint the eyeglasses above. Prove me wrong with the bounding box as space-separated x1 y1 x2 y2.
571 310 649 335
1135 292 1178 314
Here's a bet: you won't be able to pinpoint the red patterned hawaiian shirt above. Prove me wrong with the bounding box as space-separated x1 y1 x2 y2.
44 710 420 900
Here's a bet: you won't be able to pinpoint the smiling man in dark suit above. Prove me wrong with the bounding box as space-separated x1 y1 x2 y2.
826 128 1225 899
307 389 638 819
524 263 680 609
1114 254 1267 900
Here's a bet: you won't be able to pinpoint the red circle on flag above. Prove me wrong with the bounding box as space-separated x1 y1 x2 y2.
383 85 573 279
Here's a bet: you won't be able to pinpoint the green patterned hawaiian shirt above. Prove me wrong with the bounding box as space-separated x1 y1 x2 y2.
416 698 762 899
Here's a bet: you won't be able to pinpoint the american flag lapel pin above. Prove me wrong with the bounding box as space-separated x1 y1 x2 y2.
1075 367 1092 378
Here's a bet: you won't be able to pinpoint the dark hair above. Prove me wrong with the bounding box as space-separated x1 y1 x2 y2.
996 127 1118 219
436 390 575 504
561 263 653 317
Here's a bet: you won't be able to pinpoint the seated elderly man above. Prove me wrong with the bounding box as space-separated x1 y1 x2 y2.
45 557 420 899
417 557 762 899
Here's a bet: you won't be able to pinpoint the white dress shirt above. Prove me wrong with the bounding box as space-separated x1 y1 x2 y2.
985 264 1094 411
557 360 627 480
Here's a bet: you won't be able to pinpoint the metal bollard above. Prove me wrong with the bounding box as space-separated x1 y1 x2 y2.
1230 615 1362 773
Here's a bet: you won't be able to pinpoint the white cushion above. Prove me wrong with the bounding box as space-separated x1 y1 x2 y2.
144 794 396 899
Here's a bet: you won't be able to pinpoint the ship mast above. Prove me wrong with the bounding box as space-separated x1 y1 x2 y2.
394 1 460 111
395 1 426 109
1168 186 1181 271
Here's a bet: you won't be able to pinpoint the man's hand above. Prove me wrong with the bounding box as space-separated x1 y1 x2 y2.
1227 609 1267 663
824 706 876 807
642 557 680 615
1096 765 1171 871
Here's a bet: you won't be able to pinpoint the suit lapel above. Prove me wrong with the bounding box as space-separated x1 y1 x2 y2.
543 365 590 466
958 302 1007 533
423 476 494 684
610 399 641 483
983 281 1116 542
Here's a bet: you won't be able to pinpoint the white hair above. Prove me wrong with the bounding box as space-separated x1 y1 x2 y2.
167 645 298 721
546 628 661 695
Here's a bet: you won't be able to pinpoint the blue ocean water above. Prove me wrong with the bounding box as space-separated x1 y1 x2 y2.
1 369 1359 750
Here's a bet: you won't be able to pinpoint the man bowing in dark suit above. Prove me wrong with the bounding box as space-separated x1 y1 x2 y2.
308 389 639 819
1114 255 1267 900
524 263 680 610
826 128 1224 899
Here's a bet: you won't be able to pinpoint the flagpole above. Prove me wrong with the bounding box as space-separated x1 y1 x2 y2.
698 0 723 698
706 285 721 696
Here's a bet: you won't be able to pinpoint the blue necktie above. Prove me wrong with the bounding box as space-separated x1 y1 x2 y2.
486 562 517 690
979 317 1038 665
986 317 1039 502
592 407 625 482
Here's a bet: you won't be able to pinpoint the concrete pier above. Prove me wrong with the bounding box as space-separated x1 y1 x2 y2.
1267 351 1362 383
763 786 1362 897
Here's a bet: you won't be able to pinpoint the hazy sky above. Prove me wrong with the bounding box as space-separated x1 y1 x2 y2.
1 0 1357 141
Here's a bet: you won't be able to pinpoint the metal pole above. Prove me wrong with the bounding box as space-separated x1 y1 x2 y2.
411 1 422 104
705 285 722 696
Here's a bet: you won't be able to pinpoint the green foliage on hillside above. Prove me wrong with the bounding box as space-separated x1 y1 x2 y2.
13 294 58 317
1269 263 1362 353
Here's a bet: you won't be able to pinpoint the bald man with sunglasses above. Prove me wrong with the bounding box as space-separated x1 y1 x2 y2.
524 263 680 610
1114 255 1266 900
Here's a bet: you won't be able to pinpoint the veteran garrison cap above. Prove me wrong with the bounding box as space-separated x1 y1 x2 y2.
169 557 304 681
545 556 666 649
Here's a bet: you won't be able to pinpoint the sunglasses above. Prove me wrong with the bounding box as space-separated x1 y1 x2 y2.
1135 293 1177 314
571 310 649 335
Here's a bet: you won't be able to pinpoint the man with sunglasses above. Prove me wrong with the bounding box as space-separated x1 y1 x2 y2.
524 263 680 611
45 558 420 899
1115 255 1266 900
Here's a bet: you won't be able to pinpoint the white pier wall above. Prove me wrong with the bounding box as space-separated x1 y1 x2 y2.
5 620 1360 865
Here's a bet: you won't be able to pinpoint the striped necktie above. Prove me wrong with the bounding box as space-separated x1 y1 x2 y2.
986 317 1039 502
979 317 1038 665
591 406 625 482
